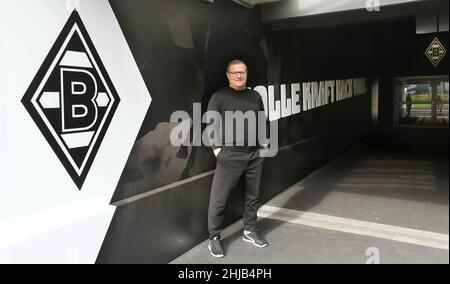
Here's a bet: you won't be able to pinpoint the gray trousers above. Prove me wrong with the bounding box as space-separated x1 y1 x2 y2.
208 148 264 239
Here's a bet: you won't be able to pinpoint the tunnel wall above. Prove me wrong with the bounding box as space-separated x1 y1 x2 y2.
369 20 449 152
97 0 372 263
0 0 154 263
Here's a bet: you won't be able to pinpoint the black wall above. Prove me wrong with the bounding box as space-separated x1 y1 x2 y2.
367 19 448 130
109 0 267 203
95 1 448 263
369 19 448 152
99 0 271 263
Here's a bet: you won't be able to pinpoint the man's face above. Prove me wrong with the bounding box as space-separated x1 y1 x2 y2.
227 63 248 91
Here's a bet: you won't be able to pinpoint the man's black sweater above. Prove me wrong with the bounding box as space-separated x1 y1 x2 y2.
206 86 266 149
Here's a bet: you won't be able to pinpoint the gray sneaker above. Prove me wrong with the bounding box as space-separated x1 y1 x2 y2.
208 236 224 257
243 231 268 247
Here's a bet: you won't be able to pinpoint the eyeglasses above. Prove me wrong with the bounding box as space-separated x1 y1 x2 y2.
228 71 247 76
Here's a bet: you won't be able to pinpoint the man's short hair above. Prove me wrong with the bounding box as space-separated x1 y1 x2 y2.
226 59 247 72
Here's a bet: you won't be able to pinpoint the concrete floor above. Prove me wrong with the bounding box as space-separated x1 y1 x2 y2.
171 142 449 264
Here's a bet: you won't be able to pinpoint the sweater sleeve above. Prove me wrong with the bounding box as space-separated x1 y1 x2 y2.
257 93 269 147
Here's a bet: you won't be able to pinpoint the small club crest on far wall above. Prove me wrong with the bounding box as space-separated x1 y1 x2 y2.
425 37 446 67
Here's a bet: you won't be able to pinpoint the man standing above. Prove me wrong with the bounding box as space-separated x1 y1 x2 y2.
206 59 268 258
405 93 412 117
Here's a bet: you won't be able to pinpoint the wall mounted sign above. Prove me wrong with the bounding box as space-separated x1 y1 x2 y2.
21 10 120 190
425 37 446 67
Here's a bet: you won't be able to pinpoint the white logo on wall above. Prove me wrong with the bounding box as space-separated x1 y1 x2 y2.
21 10 120 190
425 37 446 67
254 78 367 121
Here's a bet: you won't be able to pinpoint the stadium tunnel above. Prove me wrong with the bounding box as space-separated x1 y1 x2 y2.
0 0 448 263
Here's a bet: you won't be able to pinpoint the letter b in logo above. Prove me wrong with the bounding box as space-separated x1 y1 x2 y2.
61 68 98 132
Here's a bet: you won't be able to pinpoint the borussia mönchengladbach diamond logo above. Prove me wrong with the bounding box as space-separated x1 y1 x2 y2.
425 37 446 67
22 10 120 190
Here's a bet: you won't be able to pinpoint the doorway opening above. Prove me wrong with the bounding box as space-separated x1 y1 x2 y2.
394 76 449 127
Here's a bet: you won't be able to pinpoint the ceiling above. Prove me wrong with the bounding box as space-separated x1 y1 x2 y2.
231 0 284 9
259 0 448 31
